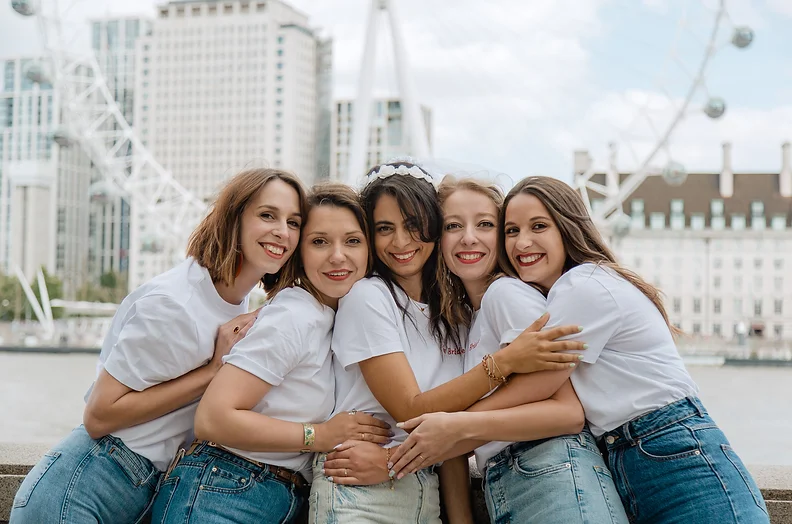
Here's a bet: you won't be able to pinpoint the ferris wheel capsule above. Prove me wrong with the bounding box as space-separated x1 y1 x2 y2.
662 161 688 186
731 26 754 49
703 97 726 119
611 213 632 239
11 0 35 16
51 128 75 147
24 61 50 85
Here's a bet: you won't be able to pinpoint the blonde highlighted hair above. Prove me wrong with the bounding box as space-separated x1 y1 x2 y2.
498 176 679 334
436 176 505 329
186 168 307 296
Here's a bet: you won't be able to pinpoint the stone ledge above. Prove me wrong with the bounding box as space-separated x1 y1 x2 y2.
1 443 790 523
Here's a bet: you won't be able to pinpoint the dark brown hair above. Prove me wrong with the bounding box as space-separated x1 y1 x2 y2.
360 162 463 351
286 182 372 301
498 176 679 334
436 176 505 329
186 168 307 295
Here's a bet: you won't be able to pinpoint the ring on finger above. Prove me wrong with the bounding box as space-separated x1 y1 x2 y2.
233 326 240 334
348 409 357 415
343 468 348 476
359 432 366 441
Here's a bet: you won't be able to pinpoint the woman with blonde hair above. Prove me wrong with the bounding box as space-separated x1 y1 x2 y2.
391 176 627 524
394 175 768 524
12 169 307 524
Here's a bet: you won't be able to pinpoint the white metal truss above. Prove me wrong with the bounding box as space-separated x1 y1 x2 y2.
345 0 430 186
574 0 753 232
13 0 207 283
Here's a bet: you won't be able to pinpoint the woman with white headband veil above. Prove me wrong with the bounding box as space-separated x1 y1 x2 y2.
309 161 586 523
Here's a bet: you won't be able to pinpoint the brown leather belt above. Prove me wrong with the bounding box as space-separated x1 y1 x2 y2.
178 440 307 489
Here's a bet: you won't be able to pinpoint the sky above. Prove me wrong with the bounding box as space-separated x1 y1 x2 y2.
2 0 791 184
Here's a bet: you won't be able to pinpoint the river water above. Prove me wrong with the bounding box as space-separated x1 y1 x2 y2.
0 353 790 465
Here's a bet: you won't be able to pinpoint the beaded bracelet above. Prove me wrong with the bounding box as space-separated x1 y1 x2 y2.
482 354 508 386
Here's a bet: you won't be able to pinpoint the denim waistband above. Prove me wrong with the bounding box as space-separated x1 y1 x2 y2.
602 396 708 450
490 427 599 468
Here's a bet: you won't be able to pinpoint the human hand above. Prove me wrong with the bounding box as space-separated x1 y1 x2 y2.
209 308 260 370
323 440 391 485
315 411 392 452
497 313 586 375
388 412 465 479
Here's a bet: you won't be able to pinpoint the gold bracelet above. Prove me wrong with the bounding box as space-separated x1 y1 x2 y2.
491 355 508 384
303 423 315 448
481 354 494 390
385 448 395 490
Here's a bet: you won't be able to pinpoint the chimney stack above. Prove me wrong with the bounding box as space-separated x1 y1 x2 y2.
719 142 734 198
781 142 791 197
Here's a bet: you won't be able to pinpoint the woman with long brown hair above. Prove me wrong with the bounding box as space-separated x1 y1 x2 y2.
394 176 769 524
13 169 306 524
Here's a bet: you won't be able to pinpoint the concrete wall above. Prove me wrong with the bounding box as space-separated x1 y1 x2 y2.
1 443 790 523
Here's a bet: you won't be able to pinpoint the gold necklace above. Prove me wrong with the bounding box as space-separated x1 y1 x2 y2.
409 297 431 319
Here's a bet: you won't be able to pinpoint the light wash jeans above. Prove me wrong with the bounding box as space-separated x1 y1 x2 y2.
602 396 769 524
151 441 305 524
309 453 441 524
10 425 161 524
483 428 629 524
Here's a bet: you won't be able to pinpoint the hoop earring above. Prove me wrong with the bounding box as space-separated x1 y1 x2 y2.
235 252 243 278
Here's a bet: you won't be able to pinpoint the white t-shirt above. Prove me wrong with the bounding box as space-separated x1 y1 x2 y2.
332 277 466 447
223 286 335 479
544 263 698 437
463 277 547 469
91 258 249 471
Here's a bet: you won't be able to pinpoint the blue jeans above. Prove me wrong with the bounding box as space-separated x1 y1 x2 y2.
151 441 305 524
483 428 629 524
602 396 769 524
10 425 161 524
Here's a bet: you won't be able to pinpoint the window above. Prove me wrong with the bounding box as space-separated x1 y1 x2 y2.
734 276 742 290
754 276 762 290
631 199 645 229
754 299 762 317
713 258 722 269
775 258 783 270
734 298 742 315
775 299 783 315
775 276 783 289
713 324 722 336
673 298 681 314
714 299 721 314
690 213 705 230
771 215 786 230
754 258 762 269
693 323 701 334
731 214 746 230
650 212 665 230
711 199 724 216
734 257 742 269
713 276 721 289
693 298 701 314
774 325 783 339
751 201 764 215
670 199 684 213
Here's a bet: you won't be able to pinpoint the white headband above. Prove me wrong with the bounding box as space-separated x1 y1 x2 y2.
364 164 438 189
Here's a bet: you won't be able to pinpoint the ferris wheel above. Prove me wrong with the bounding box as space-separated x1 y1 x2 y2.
11 0 207 283
572 0 755 235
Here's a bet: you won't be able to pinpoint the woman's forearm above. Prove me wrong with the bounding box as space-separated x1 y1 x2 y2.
194 406 310 453
438 457 474 524
84 364 217 438
467 369 571 414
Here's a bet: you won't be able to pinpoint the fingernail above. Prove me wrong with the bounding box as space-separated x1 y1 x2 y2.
569 363 576 368
583 343 589 349
333 444 342 450
396 422 404 428
321 468 326 475
578 326 584 332
388 470 396 478
387 462 393 469
326 476 333 481
542 311 549 316
397 473 405 480
578 355 585 360
388 431 395 437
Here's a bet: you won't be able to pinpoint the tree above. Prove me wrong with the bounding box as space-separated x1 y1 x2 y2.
0 267 64 321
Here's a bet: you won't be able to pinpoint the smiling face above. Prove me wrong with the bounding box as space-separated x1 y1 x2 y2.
373 193 435 294
300 205 369 309
441 189 499 288
503 192 566 290
239 179 302 277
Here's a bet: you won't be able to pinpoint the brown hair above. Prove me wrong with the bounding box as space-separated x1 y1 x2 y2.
498 176 679 334
436 176 505 329
285 182 372 301
186 168 308 295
